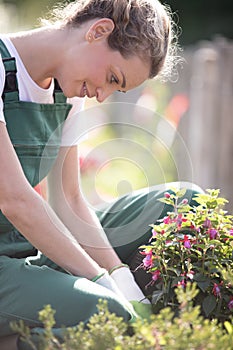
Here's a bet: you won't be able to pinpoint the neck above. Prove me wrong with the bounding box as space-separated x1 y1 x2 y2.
9 26 67 89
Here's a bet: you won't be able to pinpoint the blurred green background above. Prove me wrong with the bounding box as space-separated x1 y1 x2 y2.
1 0 232 206
1 0 232 45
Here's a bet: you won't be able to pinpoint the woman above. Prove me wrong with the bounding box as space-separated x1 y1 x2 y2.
0 0 199 348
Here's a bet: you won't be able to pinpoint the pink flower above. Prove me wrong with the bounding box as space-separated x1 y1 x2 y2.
183 235 191 249
150 227 165 241
149 228 158 242
151 270 161 281
181 198 188 205
145 269 161 289
190 223 198 231
186 271 195 280
152 228 158 237
141 249 153 268
181 271 195 280
176 279 186 289
208 228 218 240
163 216 172 224
203 218 211 229
212 283 221 298
223 228 233 242
229 228 233 236
164 192 171 199
228 297 233 310
175 214 187 229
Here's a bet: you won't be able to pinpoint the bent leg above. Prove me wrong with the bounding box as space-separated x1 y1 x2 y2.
97 182 203 294
0 335 18 350
0 256 131 339
97 182 203 261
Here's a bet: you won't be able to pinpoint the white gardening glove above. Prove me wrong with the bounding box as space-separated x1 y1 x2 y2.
110 265 150 304
93 269 126 299
93 269 138 319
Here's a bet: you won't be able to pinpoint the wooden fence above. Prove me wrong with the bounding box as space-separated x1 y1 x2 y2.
173 37 233 211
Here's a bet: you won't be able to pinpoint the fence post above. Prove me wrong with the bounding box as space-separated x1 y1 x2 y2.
174 38 233 210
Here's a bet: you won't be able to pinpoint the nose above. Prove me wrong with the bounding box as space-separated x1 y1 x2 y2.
96 87 115 103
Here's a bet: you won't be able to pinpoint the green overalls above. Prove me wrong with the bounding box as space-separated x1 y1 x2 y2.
0 39 202 348
0 40 131 343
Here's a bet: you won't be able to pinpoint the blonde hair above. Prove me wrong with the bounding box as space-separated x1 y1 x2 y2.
43 0 179 80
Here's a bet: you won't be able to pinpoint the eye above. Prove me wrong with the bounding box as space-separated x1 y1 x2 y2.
110 75 119 84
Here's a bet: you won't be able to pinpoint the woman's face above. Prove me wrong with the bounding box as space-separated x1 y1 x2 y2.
57 21 150 102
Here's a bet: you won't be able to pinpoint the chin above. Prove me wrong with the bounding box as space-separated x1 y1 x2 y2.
61 88 75 99
65 92 75 98
64 88 81 99
55 81 74 98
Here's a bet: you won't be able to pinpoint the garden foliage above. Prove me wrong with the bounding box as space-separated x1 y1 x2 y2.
139 188 233 322
11 283 233 350
11 189 233 349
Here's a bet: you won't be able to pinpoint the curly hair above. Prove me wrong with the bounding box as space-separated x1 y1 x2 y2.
42 0 179 80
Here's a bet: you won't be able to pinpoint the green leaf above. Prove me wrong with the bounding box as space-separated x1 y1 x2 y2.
206 189 220 197
130 301 152 321
171 276 182 287
197 280 211 292
177 205 192 213
176 188 187 198
151 290 164 304
206 200 218 209
157 198 174 206
202 295 217 316
224 321 233 334
166 267 179 276
207 240 222 246
194 274 211 292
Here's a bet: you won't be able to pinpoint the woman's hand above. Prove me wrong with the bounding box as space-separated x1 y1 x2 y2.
110 265 150 303
93 268 151 320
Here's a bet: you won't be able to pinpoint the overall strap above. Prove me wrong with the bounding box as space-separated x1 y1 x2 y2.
0 38 11 58
0 39 19 103
53 79 67 103
0 39 67 104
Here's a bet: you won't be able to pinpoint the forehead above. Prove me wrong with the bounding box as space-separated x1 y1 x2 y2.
118 54 150 91
104 46 150 91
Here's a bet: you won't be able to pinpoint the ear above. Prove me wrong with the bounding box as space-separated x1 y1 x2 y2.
85 18 115 42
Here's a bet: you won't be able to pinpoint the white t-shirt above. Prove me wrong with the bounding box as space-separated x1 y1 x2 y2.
0 36 86 146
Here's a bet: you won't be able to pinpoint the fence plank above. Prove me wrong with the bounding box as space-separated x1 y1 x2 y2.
174 38 233 210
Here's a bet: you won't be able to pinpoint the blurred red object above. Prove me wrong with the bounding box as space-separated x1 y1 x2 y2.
34 179 47 200
165 94 189 127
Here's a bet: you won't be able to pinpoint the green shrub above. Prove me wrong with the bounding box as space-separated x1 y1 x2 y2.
11 283 233 350
11 188 233 349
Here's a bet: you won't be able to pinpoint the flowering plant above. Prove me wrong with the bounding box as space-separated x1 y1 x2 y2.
139 188 233 322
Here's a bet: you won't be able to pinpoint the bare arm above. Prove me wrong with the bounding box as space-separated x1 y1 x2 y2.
47 145 122 271
0 123 102 278
47 143 149 304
